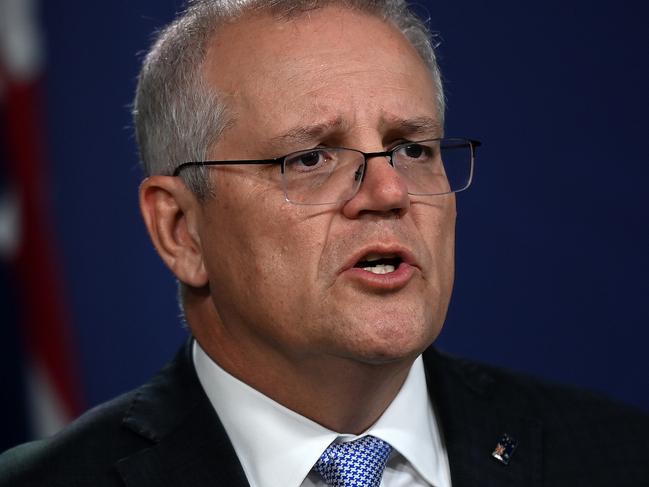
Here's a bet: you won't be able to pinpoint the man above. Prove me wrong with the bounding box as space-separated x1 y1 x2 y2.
1 1 648 486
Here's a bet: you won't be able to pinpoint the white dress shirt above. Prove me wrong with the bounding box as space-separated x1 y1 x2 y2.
193 341 452 487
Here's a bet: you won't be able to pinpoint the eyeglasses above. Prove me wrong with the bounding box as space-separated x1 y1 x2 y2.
173 137 481 205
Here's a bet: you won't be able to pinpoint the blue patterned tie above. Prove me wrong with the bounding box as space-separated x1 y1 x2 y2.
313 435 393 487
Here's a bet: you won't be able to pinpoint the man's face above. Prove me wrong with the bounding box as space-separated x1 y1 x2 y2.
195 7 455 367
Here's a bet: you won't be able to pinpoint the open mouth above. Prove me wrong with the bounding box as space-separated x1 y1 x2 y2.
353 254 403 274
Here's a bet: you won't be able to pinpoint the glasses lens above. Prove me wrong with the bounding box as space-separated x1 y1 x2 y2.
282 148 364 204
393 138 474 195
281 138 475 204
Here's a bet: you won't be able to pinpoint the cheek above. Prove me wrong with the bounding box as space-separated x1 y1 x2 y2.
413 201 456 292
408 205 456 347
257 220 329 301
208 197 329 302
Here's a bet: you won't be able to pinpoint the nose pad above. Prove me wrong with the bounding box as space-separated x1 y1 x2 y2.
356 155 394 183
354 165 364 182
343 154 409 216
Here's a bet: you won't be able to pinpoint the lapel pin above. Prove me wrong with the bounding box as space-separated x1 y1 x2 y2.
491 433 518 465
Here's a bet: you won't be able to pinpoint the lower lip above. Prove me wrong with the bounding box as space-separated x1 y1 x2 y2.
342 262 416 291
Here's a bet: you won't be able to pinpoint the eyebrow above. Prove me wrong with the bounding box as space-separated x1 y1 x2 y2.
268 117 347 149
267 114 443 151
388 116 443 138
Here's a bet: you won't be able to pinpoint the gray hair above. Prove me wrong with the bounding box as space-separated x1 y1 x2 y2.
133 0 445 198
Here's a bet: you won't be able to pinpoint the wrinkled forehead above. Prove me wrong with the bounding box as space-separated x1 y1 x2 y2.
199 6 439 148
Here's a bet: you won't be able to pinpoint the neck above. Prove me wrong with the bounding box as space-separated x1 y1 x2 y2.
186 298 415 434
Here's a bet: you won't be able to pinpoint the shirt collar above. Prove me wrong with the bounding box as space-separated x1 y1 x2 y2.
193 340 446 487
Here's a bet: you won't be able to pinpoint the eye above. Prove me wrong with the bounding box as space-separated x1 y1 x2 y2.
394 142 436 163
285 149 332 172
401 143 430 158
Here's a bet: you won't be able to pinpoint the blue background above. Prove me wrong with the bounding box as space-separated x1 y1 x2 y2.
21 0 649 428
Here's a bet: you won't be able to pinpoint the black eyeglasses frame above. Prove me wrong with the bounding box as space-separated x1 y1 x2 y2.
171 137 481 178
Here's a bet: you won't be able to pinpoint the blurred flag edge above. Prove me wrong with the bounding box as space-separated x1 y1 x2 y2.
0 0 84 451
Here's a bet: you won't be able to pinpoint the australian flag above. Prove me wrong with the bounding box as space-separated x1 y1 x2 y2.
0 0 84 451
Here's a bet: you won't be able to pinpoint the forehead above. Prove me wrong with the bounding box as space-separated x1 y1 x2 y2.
202 6 438 151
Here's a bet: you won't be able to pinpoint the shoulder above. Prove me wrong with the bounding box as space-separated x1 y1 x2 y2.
0 341 203 487
0 341 242 487
0 390 149 487
427 347 649 422
424 347 649 484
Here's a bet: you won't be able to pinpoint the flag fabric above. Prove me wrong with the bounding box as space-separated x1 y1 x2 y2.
0 0 84 450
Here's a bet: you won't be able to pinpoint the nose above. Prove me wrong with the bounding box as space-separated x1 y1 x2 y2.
342 155 410 219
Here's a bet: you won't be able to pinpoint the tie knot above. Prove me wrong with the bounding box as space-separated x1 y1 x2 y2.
314 435 393 487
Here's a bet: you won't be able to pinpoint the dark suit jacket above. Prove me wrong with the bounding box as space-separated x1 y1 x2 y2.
1 339 648 486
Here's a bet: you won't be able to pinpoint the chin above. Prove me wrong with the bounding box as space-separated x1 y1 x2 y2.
346 343 427 367
342 312 440 365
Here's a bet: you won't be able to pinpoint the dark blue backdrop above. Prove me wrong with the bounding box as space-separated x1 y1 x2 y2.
25 0 649 428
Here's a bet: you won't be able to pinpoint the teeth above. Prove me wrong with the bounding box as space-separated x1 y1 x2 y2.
362 264 396 274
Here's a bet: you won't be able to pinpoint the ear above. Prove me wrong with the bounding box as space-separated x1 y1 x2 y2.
139 176 208 288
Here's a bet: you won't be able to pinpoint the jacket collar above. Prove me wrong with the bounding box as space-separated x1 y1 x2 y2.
113 339 543 487
114 339 250 487
423 348 543 487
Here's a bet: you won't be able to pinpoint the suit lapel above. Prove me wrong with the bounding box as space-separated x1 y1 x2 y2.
111 340 544 486
114 339 250 487
423 348 543 487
